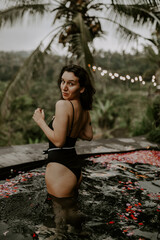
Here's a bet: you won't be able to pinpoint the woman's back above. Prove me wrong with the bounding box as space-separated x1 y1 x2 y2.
53 100 88 140
67 100 88 138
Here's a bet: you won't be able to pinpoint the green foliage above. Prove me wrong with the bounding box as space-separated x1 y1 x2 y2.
93 98 117 129
0 49 159 145
132 95 160 143
94 50 157 82
0 52 64 146
92 85 150 139
0 47 45 119
0 51 29 81
11 95 33 111
0 81 8 98
152 95 160 127
148 127 160 143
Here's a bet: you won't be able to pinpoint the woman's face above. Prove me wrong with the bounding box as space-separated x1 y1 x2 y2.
60 71 84 100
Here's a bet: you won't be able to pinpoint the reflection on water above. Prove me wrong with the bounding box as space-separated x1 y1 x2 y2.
0 150 160 240
44 193 86 240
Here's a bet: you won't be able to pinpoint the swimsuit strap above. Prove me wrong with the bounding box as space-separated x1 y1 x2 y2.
68 101 74 137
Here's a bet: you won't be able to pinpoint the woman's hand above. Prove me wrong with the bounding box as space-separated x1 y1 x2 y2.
32 108 45 126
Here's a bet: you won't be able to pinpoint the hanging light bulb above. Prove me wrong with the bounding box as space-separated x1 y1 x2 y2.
87 63 150 87
114 73 119 77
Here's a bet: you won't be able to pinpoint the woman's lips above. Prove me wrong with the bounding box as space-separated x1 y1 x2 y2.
62 92 68 96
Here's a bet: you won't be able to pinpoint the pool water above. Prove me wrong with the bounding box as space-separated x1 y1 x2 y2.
0 150 160 240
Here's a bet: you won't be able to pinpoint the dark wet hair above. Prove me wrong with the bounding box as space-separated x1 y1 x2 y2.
58 64 95 110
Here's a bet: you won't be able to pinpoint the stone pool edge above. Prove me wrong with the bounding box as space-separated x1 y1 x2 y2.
0 136 159 170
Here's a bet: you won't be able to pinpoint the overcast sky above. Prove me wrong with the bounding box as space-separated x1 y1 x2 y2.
0 10 150 55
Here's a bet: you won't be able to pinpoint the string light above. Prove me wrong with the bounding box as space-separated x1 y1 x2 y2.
114 73 119 77
88 64 157 87
139 76 142 81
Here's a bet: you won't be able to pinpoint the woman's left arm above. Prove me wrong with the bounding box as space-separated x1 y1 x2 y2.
32 101 69 147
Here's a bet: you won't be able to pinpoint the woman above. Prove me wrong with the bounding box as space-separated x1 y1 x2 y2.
33 64 95 198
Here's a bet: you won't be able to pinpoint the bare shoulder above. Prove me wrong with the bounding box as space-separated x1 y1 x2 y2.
55 100 71 112
56 100 68 108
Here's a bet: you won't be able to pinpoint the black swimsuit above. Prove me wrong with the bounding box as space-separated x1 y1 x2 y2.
45 101 81 181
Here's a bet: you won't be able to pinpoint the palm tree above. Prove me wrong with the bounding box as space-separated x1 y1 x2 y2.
0 0 104 119
0 0 159 120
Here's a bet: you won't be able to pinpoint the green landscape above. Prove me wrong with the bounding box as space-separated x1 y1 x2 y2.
0 48 159 146
0 0 160 146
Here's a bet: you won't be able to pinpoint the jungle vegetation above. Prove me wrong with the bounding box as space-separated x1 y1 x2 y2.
0 48 159 146
0 0 160 145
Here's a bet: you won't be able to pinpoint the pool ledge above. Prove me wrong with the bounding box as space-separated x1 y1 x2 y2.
0 136 159 170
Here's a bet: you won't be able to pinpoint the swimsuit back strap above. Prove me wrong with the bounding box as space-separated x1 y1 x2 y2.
68 101 74 137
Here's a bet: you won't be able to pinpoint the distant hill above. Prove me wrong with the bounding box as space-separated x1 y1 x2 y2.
0 51 31 82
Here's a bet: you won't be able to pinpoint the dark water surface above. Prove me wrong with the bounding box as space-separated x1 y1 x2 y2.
0 151 160 240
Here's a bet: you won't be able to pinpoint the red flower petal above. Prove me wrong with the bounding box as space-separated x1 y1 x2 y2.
109 221 115 224
139 222 143 225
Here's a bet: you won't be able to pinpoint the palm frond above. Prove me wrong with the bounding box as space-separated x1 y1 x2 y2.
0 3 50 28
98 16 154 46
88 2 105 11
107 1 160 32
43 30 60 53
116 23 152 45
0 21 62 121
52 1 75 24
